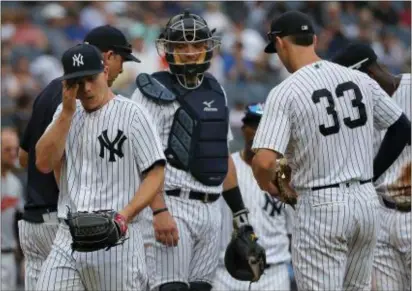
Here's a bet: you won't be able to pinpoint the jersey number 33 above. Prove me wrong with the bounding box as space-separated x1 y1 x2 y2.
312 81 368 136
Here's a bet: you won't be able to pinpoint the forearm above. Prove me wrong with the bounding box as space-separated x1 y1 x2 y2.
150 191 167 211
374 114 411 181
252 153 277 192
120 164 165 222
36 112 72 173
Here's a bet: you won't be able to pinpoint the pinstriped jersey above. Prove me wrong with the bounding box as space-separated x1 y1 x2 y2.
50 96 165 220
219 152 291 265
252 60 403 189
373 73 411 203
131 75 233 194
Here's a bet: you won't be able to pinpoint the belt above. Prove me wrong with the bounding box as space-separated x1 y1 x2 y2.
165 189 220 203
382 197 411 213
1 248 15 254
23 207 58 223
311 179 373 191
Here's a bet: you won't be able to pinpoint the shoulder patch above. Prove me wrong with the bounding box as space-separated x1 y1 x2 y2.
135 73 176 102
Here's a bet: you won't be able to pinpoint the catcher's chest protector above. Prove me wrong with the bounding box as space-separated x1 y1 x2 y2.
154 72 229 186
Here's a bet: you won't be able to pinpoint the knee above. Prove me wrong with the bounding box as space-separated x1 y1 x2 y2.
159 282 189 291
189 281 212 291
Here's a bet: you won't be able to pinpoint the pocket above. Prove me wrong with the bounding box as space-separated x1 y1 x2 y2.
311 201 345 208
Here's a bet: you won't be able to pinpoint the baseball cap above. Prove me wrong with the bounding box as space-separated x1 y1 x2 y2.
84 25 140 63
58 43 104 81
242 103 265 125
264 11 315 54
331 43 378 73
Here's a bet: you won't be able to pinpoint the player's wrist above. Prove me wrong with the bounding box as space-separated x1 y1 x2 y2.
153 207 169 216
114 212 128 235
233 209 251 229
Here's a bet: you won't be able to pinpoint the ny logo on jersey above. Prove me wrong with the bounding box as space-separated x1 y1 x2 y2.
72 54 84 67
98 130 127 162
262 193 283 217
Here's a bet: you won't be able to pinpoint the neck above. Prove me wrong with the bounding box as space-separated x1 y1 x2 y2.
241 149 254 166
289 49 322 72
380 75 402 97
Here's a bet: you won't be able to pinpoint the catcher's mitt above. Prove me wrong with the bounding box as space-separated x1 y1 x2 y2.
224 225 266 282
273 158 298 208
66 208 128 253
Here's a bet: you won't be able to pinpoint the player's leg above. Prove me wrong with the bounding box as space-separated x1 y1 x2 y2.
188 202 222 288
143 214 193 291
36 224 84 291
373 210 411 291
18 220 58 290
292 194 350 290
76 222 148 291
1 252 17 290
342 190 380 290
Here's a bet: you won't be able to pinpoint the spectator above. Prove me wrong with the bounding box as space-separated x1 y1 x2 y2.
223 41 255 83
202 2 231 36
399 1 411 28
1 128 24 291
373 1 399 26
373 29 407 74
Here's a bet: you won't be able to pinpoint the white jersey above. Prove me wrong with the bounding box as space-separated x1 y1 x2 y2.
253 60 403 189
1 172 23 249
373 73 411 202
131 74 233 193
219 152 292 265
50 95 165 219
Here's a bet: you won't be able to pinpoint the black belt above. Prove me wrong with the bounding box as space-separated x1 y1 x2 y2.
1 248 15 254
166 189 220 203
382 197 411 213
23 206 58 223
311 179 373 191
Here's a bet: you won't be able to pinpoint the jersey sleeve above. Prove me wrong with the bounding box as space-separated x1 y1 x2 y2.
130 105 166 173
252 86 292 155
371 79 403 130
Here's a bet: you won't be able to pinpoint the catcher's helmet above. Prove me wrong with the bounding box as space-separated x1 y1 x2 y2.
156 9 220 89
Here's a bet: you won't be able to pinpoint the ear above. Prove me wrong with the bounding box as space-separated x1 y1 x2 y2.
103 50 115 61
313 35 318 47
275 36 283 50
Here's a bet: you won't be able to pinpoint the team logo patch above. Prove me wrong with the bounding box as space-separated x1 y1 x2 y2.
98 130 127 162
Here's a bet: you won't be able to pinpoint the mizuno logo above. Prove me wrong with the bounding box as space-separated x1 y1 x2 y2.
203 100 218 112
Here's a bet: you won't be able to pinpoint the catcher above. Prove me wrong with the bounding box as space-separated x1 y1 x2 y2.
35 43 166 290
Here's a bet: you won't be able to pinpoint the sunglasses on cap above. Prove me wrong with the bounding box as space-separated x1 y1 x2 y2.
246 103 265 116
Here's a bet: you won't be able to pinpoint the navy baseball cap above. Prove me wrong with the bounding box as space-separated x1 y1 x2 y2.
331 43 378 73
84 25 140 63
265 11 315 54
58 43 104 81
242 103 265 125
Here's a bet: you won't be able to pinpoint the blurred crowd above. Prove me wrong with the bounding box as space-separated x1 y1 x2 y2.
2 1 411 143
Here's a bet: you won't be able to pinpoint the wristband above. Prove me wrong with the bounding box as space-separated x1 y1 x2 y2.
153 207 168 216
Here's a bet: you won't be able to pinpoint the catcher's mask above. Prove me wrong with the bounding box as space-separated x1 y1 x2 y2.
156 9 220 89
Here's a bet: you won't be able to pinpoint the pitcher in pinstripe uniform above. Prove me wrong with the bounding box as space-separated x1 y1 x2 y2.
35 43 166 290
17 25 140 291
332 43 411 291
131 10 262 291
251 11 411 290
212 103 293 291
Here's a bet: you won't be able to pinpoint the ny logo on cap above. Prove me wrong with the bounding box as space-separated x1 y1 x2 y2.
301 25 308 31
72 54 84 67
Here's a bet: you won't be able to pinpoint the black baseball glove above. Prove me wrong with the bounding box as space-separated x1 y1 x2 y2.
66 208 128 253
224 225 266 282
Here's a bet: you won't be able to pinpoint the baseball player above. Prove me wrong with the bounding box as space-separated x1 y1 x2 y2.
34 43 165 290
212 103 293 291
251 11 411 290
1 128 24 291
131 10 264 291
17 25 140 290
332 43 411 291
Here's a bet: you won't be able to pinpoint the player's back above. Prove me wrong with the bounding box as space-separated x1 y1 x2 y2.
279 60 391 188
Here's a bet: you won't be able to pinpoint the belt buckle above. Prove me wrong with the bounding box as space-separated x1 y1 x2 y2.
203 193 209 203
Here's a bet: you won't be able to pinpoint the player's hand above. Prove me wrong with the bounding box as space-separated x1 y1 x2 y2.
153 210 179 247
62 80 78 115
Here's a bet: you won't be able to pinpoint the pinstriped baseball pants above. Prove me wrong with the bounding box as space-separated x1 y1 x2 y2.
292 182 380 291
35 222 148 291
372 206 411 291
212 263 290 291
18 219 59 291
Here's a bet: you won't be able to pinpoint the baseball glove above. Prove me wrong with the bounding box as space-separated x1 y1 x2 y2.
66 208 128 253
224 225 266 282
273 158 298 208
